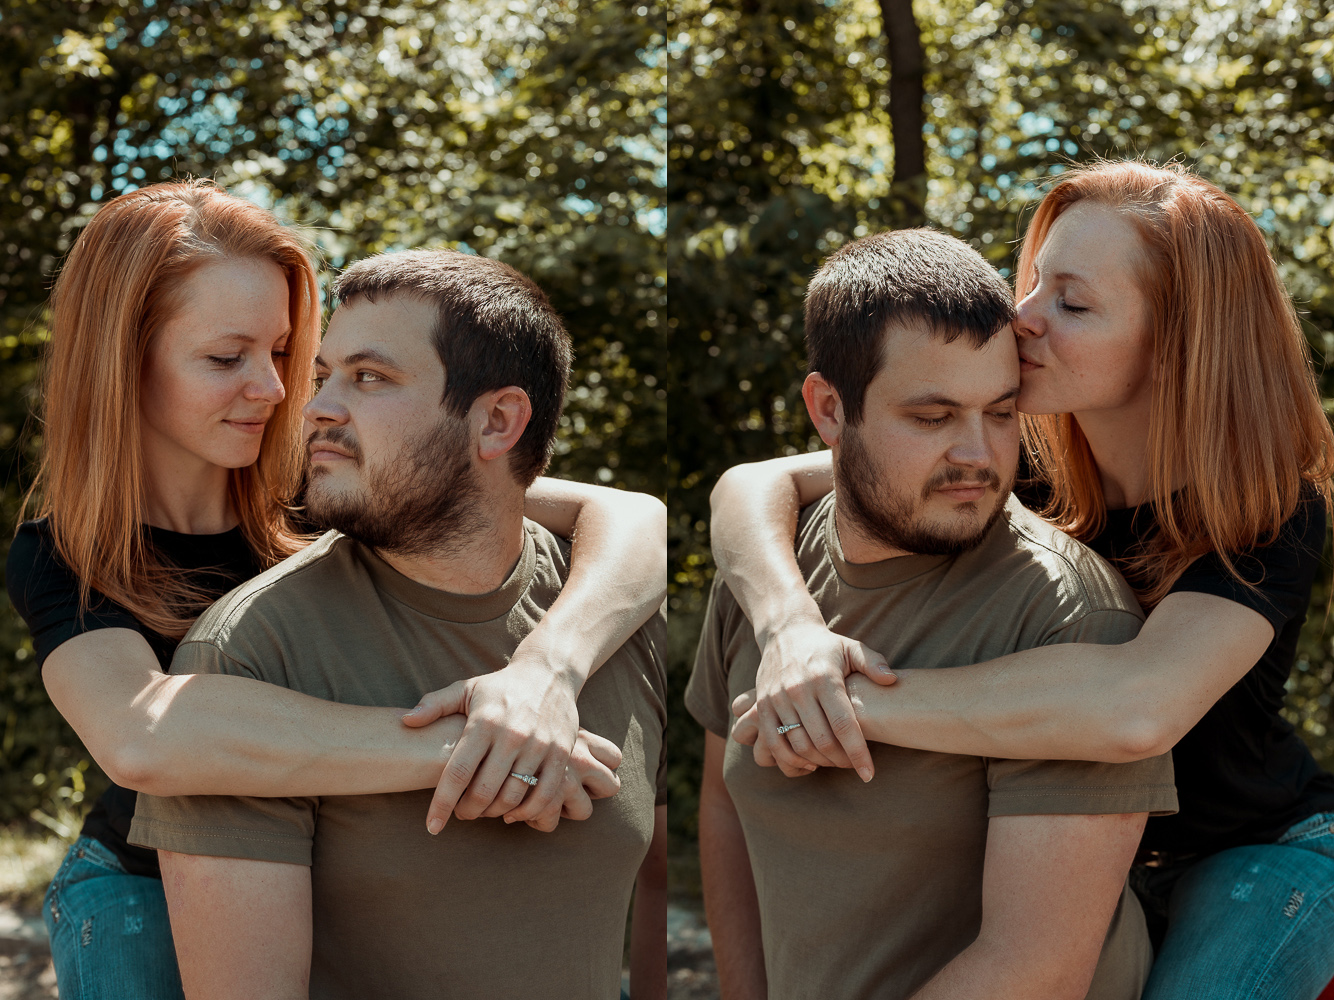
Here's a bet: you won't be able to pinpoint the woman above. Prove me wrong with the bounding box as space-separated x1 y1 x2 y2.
6 179 666 997
708 160 1334 998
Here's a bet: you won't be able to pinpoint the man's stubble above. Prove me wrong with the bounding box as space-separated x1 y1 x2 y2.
835 425 1013 557
305 418 487 557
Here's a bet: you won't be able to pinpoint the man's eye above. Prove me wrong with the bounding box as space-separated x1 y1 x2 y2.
988 410 1015 421
311 376 327 392
355 371 382 383
914 415 948 427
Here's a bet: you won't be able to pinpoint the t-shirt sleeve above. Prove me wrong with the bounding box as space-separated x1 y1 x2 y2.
5 520 145 669
986 592 1177 818
683 577 739 739
1167 492 1325 634
128 637 318 865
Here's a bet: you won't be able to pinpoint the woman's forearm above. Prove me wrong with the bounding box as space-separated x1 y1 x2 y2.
522 477 666 687
709 453 833 644
45 628 454 798
848 594 1273 763
848 643 1155 763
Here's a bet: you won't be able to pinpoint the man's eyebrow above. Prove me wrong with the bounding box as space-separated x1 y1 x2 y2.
900 386 1020 408
901 392 963 408
313 348 406 372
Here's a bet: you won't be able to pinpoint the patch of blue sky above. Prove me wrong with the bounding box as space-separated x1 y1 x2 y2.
638 205 665 236
1017 111 1055 137
564 195 600 214
140 18 169 47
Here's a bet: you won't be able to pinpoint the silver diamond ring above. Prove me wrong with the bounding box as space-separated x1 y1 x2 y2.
776 723 803 735
509 772 539 786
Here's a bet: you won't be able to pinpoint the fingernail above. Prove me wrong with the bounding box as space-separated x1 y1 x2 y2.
857 767 873 782
427 817 443 835
406 704 423 714
802 765 816 773
504 815 516 824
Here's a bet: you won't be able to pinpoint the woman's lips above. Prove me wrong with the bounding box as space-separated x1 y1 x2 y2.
224 419 268 435
1019 359 1043 373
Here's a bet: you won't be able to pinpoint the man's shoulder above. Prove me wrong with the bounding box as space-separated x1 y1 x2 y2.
990 498 1143 621
184 531 358 646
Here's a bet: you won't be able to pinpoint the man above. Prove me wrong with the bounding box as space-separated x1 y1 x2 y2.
686 229 1177 1000
129 249 667 1000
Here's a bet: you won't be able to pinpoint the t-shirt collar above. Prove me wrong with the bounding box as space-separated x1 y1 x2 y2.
352 525 538 623
823 496 953 589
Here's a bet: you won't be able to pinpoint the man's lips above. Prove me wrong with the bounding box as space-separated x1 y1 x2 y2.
937 484 990 502
307 441 355 462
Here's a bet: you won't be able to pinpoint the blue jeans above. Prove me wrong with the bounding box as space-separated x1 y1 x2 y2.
1132 812 1334 1000
43 836 184 1000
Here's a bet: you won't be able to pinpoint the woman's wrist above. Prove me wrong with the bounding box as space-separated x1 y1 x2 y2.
752 590 828 650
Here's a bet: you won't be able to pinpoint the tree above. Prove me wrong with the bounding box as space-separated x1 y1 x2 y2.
0 0 665 826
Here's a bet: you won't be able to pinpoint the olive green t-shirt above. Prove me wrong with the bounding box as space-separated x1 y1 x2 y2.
686 494 1177 1000
130 523 667 1000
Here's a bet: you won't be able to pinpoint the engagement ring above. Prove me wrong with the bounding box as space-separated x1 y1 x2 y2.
776 723 803 735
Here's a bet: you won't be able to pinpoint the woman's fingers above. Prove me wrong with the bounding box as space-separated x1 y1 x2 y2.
848 640 896 686
480 751 549 819
402 680 468 727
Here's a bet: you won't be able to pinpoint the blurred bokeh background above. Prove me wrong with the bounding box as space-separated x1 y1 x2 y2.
0 0 665 933
664 0 1334 953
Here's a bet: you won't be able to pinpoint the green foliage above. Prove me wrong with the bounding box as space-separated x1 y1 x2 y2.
667 0 1334 849
0 0 664 826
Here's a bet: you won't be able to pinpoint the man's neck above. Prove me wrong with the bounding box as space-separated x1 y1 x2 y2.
374 505 526 595
833 501 913 564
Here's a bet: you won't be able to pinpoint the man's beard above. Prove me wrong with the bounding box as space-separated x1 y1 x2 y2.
835 426 1011 557
305 419 486 557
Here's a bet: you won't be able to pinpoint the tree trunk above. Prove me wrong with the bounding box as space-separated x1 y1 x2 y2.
878 0 926 226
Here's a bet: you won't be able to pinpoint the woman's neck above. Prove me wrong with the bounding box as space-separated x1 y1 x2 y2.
1072 401 1155 510
140 459 238 534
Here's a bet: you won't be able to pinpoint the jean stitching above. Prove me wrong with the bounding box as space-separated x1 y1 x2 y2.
1243 880 1334 998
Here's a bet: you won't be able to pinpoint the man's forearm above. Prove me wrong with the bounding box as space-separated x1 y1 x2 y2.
909 938 1088 1000
699 734 766 1000
126 670 454 797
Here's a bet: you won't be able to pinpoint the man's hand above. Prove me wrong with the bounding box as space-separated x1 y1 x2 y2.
403 655 582 834
746 621 894 780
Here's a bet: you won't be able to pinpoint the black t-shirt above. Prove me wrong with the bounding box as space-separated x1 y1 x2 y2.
5 518 261 879
1073 490 1334 856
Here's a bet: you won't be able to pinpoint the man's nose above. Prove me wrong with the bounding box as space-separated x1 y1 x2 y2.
303 381 348 426
946 417 993 469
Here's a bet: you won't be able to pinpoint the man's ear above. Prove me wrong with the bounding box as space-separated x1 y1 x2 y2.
473 386 533 464
802 372 845 448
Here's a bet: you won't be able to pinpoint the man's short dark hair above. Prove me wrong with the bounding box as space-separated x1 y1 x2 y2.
804 228 1016 424
334 248 573 487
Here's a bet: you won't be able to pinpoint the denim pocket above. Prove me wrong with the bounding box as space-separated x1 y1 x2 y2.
1276 811 1334 856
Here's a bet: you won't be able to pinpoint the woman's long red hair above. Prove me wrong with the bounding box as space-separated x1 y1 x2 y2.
27 179 319 638
1018 161 1334 607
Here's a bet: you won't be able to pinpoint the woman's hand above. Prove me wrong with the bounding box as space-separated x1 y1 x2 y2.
736 623 894 779
403 650 584 834
412 709 620 833
507 728 623 833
